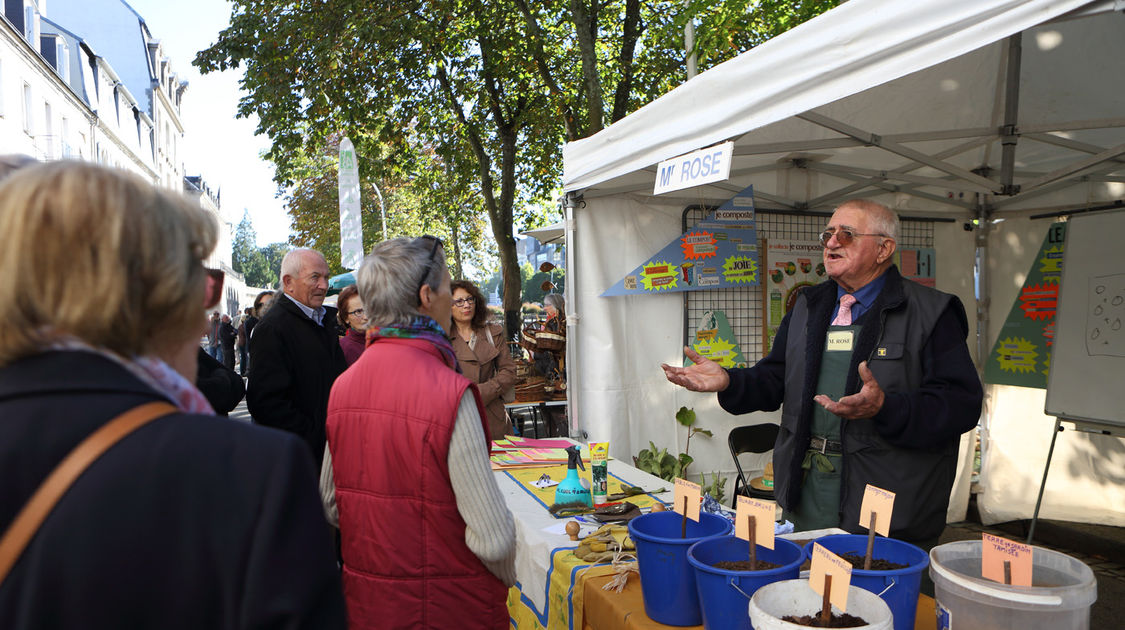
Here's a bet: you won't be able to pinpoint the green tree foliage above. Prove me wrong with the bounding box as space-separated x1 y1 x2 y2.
196 0 838 335
231 210 289 288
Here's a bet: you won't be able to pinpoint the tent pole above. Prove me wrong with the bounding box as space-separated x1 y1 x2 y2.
563 192 582 440
974 195 993 504
999 34 1022 196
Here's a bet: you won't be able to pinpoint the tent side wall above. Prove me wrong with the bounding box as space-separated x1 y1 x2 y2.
572 194 981 523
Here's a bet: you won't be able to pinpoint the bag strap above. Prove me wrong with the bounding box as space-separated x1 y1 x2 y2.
0 401 177 584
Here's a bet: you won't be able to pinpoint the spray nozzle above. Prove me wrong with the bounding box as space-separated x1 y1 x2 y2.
566 445 585 471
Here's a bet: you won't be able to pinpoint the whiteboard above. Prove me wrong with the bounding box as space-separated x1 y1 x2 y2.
1045 208 1125 426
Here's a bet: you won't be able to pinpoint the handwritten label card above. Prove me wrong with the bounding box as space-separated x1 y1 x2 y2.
858 484 895 536
735 496 776 549
982 533 1033 586
810 543 853 612
673 478 702 522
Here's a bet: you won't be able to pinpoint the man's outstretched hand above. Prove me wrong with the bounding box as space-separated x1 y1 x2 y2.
661 346 731 392
814 361 885 419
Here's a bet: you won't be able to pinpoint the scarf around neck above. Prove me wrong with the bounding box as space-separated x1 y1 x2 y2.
366 314 459 371
46 337 215 414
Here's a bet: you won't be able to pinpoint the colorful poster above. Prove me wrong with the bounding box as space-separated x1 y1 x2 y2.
687 310 748 368
763 238 825 353
896 248 937 287
984 222 1067 388
601 186 760 296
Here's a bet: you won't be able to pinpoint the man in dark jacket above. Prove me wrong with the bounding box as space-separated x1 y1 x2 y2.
247 249 347 470
219 314 237 371
664 200 983 544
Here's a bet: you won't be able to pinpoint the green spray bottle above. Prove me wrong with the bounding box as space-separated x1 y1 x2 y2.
554 445 593 508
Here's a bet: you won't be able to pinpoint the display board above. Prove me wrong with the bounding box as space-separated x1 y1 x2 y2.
1044 209 1125 426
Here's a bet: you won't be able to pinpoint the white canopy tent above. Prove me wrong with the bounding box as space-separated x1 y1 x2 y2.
561 0 1125 527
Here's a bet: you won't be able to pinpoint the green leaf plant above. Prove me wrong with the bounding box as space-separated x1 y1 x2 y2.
633 406 714 485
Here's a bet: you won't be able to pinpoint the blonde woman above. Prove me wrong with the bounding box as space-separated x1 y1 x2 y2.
0 162 344 628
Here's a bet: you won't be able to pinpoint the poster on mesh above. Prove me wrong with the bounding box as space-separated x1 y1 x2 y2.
763 239 824 353
687 310 748 368
600 186 760 296
984 222 1066 388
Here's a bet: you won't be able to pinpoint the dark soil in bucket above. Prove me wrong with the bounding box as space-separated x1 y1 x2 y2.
838 552 908 571
781 612 869 627
712 559 781 571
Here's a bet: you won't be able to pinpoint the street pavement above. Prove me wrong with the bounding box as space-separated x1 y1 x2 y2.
229 395 252 423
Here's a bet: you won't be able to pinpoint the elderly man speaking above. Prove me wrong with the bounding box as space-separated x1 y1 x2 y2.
664 200 982 545
248 248 347 471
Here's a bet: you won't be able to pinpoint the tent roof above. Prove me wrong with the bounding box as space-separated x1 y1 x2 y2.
522 221 566 245
563 0 1125 217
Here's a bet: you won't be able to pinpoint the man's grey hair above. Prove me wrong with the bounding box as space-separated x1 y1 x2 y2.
838 199 899 240
356 237 445 328
544 293 565 315
279 248 322 286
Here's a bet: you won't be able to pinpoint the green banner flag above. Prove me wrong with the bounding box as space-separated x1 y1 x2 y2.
983 222 1066 388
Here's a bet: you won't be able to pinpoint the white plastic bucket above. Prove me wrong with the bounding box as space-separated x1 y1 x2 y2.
929 540 1097 630
748 578 893 629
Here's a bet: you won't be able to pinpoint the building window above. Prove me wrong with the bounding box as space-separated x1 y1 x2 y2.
22 83 32 134
62 116 70 157
0 60 5 117
55 40 70 84
43 101 53 157
24 4 35 43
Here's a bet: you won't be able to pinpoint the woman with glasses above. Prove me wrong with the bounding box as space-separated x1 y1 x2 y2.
449 280 517 440
336 284 368 366
323 236 516 629
0 162 345 628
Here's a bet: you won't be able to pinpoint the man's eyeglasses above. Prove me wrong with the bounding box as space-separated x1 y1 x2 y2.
819 228 888 247
453 297 474 307
347 308 366 318
204 267 224 310
415 236 443 298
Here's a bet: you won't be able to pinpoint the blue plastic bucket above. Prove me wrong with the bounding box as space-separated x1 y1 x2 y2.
803 534 929 630
628 511 732 626
687 535 805 630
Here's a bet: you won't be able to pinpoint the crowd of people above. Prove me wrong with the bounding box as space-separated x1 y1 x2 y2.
0 156 982 627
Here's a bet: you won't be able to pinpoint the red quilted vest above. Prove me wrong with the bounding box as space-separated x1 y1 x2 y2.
326 336 507 629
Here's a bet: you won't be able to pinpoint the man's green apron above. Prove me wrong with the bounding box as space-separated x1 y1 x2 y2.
787 324 861 531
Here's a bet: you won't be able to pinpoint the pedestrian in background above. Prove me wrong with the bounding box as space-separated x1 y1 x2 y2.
206 311 222 362
0 161 345 628
236 307 251 376
336 284 367 366
241 291 273 375
450 279 517 440
219 314 237 371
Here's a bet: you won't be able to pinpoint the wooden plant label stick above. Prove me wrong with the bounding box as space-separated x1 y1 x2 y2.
735 495 776 550
859 484 895 537
748 515 756 568
810 543 852 613
672 477 702 528
682 497 688 538
982 533 1033 586
821 574 832 624
864 511 876 571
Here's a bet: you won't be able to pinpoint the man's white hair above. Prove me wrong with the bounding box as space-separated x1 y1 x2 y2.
279 248 320 285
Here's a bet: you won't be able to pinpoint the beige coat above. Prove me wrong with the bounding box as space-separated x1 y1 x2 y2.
451 323 517 440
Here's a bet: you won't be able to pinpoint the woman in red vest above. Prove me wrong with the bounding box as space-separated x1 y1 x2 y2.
322 236 516 629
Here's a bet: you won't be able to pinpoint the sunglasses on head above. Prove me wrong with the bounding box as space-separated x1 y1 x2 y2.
204 267 224 310
819 228 888 248
415 236 444 297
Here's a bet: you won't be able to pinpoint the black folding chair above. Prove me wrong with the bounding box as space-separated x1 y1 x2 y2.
728 423 780 508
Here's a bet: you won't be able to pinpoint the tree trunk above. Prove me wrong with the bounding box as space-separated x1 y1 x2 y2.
570 0 603 135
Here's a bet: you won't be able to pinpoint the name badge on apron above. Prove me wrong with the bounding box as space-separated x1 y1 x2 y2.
826 330 854 352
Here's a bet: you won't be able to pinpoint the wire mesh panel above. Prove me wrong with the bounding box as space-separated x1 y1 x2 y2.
682 207 934 363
